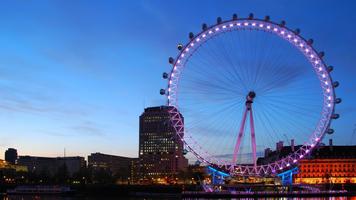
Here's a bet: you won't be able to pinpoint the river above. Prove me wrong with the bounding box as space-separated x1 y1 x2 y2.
2 196 356 200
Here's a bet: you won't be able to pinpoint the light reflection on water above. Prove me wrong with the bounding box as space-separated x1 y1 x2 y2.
1 196 356 200
2 197 141 200
3 197 134 200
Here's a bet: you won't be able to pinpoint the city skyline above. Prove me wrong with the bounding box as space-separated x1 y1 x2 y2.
1 0 356 160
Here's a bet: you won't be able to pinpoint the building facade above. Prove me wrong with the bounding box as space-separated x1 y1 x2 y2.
257 139 356 184
88 152 138 182
17 156 86 176
139 106 188 182
294 140 356 184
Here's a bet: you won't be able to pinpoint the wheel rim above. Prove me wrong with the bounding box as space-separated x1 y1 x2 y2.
166 18 336 176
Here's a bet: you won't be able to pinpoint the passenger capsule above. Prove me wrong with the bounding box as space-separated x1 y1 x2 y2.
162 72 169 79
232 13 238 20
280 20 286 27
177 43 183 51
160 89 166 95
327 66 334 72
333 81 339 88
327 128 334 134
168 57 174 64
331 114 339 119
319 51 325 58
264 15 270 21
294 28 300 35
202 23 208 31
307 39 314 45
335 98 342 104
189 32 194 40
248 13 254 19
217 17 222 24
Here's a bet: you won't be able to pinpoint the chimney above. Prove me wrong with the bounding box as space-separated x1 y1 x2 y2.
264 148 271 158
276 141 284 152
291 139 295 152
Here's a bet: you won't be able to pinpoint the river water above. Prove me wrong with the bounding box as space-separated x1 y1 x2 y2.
2 196 356 200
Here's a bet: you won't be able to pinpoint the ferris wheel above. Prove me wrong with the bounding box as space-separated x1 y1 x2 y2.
160 14 341 176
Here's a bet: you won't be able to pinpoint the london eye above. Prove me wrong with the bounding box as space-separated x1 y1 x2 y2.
160 14 341 176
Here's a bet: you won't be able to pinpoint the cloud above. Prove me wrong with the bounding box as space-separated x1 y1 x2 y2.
139 1 168 25
39 120 106 138
336 105 356 117
211 151 264 164
0 137 10 148
0 82 88 118
149 98 165 107
0 93 87 118
70 121 105 137
39 130 69 137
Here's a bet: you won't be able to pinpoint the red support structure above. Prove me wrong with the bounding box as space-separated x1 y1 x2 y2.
250 107 257 169
231 91 257 170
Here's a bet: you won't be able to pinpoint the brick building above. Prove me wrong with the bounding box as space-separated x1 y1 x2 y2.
294 140 356 184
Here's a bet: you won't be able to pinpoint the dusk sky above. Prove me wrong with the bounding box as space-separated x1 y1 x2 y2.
0 0 355 160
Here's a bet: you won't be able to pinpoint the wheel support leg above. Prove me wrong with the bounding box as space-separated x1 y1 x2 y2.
250 107 257 169
232 107 248 168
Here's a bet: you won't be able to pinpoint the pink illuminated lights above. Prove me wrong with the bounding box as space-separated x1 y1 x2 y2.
166 18 336 176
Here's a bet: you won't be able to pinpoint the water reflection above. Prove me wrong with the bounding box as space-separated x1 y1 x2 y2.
2 196 75 200
2 196 142 200
2 196 356 200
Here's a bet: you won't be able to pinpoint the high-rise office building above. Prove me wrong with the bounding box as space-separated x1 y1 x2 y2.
5 148 18 164
139 106 188 181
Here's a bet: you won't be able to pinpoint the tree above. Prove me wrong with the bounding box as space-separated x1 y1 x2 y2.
72 167 91 184
92 168 113 184
38 167 51 184
55 163 69 184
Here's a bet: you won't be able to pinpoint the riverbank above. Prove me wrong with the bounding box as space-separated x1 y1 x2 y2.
182 190 356 198
73 184 183 197
1 184 356 198
0 184 185 198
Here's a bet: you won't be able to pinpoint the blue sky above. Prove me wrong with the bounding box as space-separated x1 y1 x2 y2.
0 0 355 159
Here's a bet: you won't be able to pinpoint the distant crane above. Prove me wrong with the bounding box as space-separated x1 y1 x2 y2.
284 134 290 146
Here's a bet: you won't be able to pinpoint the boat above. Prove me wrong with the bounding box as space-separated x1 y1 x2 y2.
7 185 72 195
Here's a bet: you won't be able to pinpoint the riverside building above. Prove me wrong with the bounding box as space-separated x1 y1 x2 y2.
294 139 356 184
139 106 188 183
